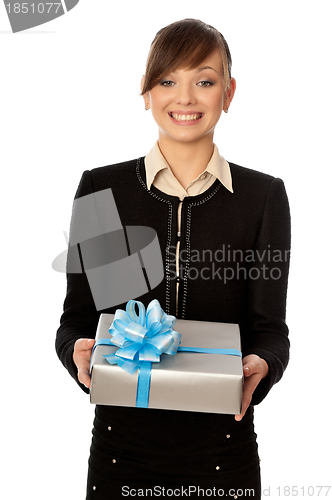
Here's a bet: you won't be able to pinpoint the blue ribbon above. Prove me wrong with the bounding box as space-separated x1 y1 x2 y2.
93 299 241 408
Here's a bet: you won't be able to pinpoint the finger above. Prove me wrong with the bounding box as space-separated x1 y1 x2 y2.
235 392 251 422
73 339 95 366
235 403 248 421
235 373 261 421
242 359 261 377
235 385 253 421
74 338 95 353
242 355 268 379
73 339 95 388
77 365 92 389
243 373 261 402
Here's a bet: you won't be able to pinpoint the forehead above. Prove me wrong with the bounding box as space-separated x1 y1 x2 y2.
171 49 224 75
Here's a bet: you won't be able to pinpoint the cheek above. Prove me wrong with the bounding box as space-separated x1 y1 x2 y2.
211 92 224 112
150 89 169 111
200 90 224 116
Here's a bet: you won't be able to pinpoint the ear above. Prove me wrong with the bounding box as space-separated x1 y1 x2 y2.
141 75 150 109
140 75 145 94
224 77 236 111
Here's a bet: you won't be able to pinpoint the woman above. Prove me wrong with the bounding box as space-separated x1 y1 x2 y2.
56 19 291 499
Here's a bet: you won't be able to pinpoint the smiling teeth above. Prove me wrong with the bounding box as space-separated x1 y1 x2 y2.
171 113 202 121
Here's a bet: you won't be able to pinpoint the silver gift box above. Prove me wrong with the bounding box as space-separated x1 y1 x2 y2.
90 314 243 415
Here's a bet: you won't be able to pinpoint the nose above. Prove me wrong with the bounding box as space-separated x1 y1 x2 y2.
174 83 197 106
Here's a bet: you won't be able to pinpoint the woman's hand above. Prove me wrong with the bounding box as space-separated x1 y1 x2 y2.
73 338 95 389
235 354 269 422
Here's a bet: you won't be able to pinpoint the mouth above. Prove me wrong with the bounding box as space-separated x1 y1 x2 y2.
168 112 204 122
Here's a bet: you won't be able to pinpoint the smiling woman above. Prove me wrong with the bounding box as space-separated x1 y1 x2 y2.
141 49 236 187
140 21 236 187
56 18 291 500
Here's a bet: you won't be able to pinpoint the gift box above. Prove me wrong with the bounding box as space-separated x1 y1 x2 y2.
90 308 243 415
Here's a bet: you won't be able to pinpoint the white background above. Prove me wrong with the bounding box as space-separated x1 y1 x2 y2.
1 1 331 498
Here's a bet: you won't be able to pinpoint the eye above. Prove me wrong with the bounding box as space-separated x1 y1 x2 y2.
198 81 214 87
160 80 175 87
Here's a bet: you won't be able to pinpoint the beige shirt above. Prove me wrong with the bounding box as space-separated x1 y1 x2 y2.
144 141 234 315
145 141 234 197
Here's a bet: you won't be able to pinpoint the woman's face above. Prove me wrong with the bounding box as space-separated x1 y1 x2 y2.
144 49 235 146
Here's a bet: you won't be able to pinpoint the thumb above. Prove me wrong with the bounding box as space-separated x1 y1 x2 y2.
243 365 251 377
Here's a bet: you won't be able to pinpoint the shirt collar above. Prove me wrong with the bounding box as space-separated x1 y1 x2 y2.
145 141 234 193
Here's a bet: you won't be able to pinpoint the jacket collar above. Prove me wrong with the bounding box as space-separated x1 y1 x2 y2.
145 141 233 194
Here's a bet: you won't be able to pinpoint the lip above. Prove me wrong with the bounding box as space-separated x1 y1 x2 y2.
168 111 205 126
170 110 204 115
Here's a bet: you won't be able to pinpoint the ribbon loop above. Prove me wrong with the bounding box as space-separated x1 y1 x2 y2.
126 300 146 325
124 321 148 344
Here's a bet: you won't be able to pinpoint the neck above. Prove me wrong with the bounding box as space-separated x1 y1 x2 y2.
157 135 215 189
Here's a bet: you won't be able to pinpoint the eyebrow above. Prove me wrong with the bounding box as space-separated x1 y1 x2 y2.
196 65 219 74
171 65 219 75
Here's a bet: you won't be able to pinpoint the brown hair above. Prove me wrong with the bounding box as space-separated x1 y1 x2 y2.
141 19 232 95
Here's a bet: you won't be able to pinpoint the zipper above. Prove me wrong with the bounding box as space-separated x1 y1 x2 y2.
180 183 222 319
136 157 222 318
175 200 183 317
136 158 178 316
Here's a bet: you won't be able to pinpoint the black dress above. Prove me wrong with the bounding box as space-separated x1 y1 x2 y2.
86 405 260 499
56 157 291 500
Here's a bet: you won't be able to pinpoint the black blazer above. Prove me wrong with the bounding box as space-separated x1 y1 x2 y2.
56 157 291 407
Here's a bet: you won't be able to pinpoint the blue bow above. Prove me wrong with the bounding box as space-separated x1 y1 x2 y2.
102 299 181 376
